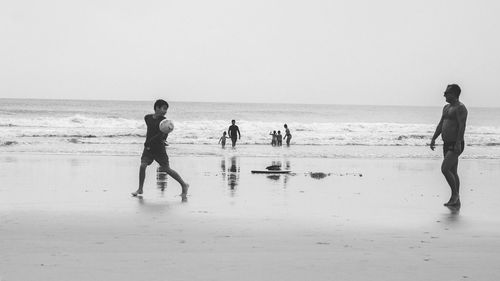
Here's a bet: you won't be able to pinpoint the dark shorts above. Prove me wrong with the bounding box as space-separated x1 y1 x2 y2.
141 147 169 167
443 141 465 156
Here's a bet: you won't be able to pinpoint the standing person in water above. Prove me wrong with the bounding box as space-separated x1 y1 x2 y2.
277 131 283 146
228 120 241 148
430 84 468 207
269 130 277 146
219 131 229 148
132 99 189 201
284 124 292 146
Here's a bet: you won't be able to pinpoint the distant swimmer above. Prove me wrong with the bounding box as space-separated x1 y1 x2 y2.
430 84 468 207
132 99 189 201
284 124 292 146
219 131 229 148
228 120 241 148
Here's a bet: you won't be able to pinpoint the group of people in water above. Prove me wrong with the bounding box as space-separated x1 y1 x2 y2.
218 122 292 148
268 125 292 147
219 120 292 148
132 83 468 209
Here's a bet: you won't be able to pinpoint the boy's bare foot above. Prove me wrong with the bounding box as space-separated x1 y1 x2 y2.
131 190 143 197
180 183 189 201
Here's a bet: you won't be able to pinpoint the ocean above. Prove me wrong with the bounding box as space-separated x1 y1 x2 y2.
1 98 499 159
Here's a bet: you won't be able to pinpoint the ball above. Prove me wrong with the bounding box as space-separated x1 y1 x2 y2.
159 119 174 133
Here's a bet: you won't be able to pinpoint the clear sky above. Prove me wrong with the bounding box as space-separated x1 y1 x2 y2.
1 0 499 107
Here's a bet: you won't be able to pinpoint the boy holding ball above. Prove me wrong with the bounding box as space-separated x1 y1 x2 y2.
132 99 189 200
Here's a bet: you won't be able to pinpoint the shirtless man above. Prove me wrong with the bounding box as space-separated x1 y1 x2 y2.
228 120 241 148
430 84 468 207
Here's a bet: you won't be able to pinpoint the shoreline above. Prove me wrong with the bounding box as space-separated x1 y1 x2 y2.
2 143 500 159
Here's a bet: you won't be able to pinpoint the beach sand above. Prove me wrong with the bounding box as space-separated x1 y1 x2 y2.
1 153 499 281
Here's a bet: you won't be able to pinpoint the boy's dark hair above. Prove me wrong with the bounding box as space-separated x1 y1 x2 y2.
446 84 461 98
278 130 281 133
154 99 169 110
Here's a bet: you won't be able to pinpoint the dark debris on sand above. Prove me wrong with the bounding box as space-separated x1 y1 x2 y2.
308 172 363 179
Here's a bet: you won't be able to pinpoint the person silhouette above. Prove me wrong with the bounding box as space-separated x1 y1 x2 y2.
430 84 468 207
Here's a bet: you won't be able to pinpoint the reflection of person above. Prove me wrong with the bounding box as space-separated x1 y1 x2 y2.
228 156 239 191
284 124 292 146
132 99 189 201
430 84 468 207
220 158 227 186
218 131 229 148
228 120 241 148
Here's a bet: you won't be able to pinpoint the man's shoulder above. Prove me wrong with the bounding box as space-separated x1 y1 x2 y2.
144 114 153 119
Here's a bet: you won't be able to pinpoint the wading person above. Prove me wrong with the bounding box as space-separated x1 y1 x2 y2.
228 120 241 148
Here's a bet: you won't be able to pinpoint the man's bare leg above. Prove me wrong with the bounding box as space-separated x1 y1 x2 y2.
132 163 148 196
450 161 460 206
441 152 460 206
164 166 189 200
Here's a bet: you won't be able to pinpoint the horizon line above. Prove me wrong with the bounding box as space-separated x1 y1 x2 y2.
0 97 497 109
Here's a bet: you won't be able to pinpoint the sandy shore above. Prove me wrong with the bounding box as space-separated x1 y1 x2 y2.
1 153 499 281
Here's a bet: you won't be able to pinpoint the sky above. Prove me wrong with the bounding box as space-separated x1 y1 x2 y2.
1 0 500 107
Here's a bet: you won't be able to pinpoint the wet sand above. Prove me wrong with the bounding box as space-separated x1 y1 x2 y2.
1 153 499 281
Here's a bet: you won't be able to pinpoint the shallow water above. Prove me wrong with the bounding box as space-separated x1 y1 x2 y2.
2 98 500 158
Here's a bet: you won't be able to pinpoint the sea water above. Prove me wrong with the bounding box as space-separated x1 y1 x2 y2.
1 98 499 159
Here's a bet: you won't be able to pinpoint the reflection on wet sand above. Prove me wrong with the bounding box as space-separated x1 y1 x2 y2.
265 160 291 189
157 166 168 191
221 156 240 194
136 196 180 213
444 205 461 223
229 156 240 191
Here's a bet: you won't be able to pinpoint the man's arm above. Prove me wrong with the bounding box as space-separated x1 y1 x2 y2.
454 104 468 152
430 107 446 150
456 104 468 141
237 127 241 139
228 127 232 138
